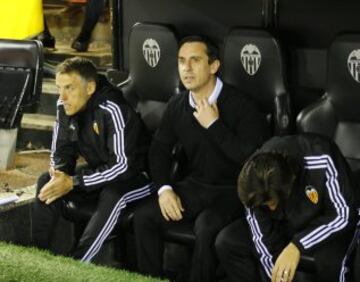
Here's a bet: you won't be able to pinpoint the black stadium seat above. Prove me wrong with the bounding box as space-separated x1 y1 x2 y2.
0 39 43 169
222 28 292 136
0 39 43 128
297 33 360 174
297 33 360 281
119 23 180 131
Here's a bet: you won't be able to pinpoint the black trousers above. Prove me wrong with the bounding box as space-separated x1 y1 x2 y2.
215 219 358 282
76 0 106 42
133 178 243 282
32 169 152 262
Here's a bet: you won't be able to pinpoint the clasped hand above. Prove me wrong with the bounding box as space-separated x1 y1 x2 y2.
158 189 184 221
193 99 219 128
38 168 73 205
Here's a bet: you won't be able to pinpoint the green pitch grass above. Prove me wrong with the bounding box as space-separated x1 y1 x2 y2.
0 241 163 282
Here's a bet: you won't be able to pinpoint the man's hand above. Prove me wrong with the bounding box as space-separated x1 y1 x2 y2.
38 170 73 205
158 189 184 221
271 242 300 282
193 99 219 128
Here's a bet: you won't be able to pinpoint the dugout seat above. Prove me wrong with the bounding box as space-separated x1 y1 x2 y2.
0 39 43 128
297 33 360 281
297 33 360 173
222 28 292 136
118 23 180 131
0 39 43 169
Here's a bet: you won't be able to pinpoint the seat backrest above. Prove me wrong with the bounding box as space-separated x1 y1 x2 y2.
222 28 292 136
119 23 180 132
297 34 360 172
0 39 43 128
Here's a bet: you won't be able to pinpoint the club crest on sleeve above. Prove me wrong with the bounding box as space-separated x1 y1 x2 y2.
305 185 318 204
93 121 100 135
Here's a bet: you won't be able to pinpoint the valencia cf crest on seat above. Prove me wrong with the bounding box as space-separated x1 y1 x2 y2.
240 44 261 76
347 49 360 83
142 38 161 68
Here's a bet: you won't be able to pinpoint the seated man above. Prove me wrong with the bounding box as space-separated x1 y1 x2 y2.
32 57 152 262
133 35 268 282
216 133 359 282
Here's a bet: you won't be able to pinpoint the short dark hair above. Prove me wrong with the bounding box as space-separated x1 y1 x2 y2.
238 152 299 208
56 57 98 83
178 35 219 64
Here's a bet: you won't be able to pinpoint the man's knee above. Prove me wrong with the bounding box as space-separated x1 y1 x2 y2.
215 220 251 259
194 209 226 239
215 226 233 259
133 197 160 229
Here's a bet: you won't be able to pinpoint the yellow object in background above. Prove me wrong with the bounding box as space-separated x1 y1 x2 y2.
0 0 44 39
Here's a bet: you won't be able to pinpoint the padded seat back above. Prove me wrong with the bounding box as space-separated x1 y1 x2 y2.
120 23 180 132
0 39 43 128
222 28 292 135
297 34 360 172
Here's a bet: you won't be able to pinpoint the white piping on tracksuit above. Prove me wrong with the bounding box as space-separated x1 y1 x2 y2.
81 183 153 262
247 154 350 281
300 155 349 248
246 208 274 278
83 101 128 186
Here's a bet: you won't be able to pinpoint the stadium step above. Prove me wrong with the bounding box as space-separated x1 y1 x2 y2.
37 78 58 116
43 0 112 68
18 113 55 150
18 78 58 150
17 0 113 151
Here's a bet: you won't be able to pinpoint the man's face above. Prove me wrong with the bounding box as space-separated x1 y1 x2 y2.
55 72 95 116
178 42 220 93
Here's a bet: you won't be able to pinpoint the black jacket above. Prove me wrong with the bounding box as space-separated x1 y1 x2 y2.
50 76 149 191
246 133 359 277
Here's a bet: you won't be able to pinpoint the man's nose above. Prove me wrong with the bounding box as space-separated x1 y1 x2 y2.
59 90 67 101
182 60 192 71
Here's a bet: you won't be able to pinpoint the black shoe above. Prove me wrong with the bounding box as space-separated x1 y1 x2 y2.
71 39 90 52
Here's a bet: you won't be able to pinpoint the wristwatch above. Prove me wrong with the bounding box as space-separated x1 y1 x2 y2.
72 175 80 187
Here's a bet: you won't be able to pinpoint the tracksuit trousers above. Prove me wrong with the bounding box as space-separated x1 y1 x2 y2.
32 170 152 262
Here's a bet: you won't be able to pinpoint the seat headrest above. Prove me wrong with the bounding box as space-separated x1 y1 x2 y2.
0 39 42 69
327 34 360 121
0 39 43 108
127 23 180 102
222 29 287 112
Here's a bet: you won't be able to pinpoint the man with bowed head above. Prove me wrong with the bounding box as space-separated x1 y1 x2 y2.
216 133 359 282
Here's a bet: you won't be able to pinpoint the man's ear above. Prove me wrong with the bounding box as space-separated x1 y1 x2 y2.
86 80 96 96
210 59 220 74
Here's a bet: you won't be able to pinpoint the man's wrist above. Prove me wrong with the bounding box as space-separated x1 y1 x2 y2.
158 185 173 195
205 117 219 129
72 175 80 187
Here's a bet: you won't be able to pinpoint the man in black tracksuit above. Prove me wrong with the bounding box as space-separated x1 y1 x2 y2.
133 36 268 281
32 57 152 262
216 133 359 282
